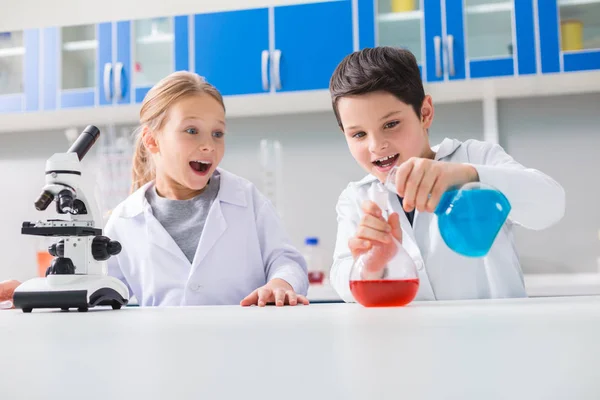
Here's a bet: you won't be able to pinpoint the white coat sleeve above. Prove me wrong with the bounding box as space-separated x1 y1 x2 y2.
104 215 133 297
255 197 309 296
330 186 359 303
466 141 565 230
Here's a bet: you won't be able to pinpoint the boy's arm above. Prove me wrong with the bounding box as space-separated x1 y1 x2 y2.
330 187 359 303
466 141 565 230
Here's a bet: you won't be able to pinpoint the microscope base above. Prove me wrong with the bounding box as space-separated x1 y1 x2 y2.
13 275 129 313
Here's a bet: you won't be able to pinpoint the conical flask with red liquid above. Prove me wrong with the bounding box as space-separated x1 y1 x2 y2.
349 182 419 307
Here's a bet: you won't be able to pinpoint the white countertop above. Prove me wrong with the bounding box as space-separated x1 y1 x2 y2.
2 296 600 400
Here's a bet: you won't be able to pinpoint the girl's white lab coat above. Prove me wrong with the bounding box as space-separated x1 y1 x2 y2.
104 168 308 306
331 138 566 302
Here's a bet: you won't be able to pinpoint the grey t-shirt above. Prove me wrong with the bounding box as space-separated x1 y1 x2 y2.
145 173 220 263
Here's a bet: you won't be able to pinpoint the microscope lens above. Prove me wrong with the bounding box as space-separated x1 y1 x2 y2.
34 190 54 211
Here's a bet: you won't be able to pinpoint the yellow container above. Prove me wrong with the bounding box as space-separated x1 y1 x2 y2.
561 19 583 51
391 0 415 13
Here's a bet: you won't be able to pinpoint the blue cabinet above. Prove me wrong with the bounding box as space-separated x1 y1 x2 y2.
43 24 104 109
98 21 133 107
133 16 190 103
0 29 40 113
42 23 131 109
445 0 536 80
538 1 600 74
424 0 444 82
194 1 353 95
365 0 537 82
194 9 269 96
273 0 354 92
42 17 191 109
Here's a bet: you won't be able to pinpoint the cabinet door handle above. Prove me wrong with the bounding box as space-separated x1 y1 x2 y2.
261 50 270 91
103 63 112 102
434 36 442 78
271 49 282 90
113 62 124 102
447 34 455 77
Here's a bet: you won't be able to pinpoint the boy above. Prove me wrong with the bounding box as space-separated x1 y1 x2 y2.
329 47 565 302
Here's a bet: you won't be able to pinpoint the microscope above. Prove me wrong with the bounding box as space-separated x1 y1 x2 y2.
13 125 130 313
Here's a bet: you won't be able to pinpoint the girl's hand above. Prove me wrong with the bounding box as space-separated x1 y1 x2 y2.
0 280 21 309
240 278 310 307
348 201 402 278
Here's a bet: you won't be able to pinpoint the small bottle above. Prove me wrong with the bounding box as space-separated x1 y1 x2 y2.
304 237 325 284
386 166 511 257
349 183 420 307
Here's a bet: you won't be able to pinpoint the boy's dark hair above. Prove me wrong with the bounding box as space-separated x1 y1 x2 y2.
329 47 425 128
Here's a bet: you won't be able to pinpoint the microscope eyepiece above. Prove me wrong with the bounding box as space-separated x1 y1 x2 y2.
34 190 54 211
67 125 100 161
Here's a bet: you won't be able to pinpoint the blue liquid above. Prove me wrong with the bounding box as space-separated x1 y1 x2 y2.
435 188 511 257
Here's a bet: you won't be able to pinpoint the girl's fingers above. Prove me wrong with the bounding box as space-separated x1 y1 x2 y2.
285 290 297 306
296 295 310 305
240 290 259 307
273 288 286 307
257 287 272 307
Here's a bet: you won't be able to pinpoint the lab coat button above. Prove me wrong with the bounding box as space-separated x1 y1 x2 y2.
416 260 424 270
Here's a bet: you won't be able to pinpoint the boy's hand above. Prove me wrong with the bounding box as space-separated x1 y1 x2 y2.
348 201 402 278
394 158 479 213
0 280 21 309
240 278 309 307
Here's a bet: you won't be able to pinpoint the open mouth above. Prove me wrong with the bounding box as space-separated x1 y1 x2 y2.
372 154 399 170
189 160 212 175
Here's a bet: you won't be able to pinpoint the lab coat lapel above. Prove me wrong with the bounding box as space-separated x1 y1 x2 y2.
121 182 190 265
388 192 418 252
144 207 190 265
189 169 247 273
388 193 437 300
190 199 227 272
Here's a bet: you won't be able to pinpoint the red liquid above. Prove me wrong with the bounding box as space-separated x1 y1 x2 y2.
308 271 325 284
349 279 419 307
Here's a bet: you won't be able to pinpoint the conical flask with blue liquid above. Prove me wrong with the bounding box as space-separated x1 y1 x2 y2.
385 166 511 257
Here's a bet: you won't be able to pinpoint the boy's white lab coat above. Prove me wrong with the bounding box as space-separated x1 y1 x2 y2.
331 138 565 302
104 168 308 306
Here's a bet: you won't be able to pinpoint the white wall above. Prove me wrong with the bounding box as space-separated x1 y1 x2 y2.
0 130 72 281
499 93 600 274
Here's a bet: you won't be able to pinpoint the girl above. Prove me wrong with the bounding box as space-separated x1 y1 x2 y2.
1 71 309 308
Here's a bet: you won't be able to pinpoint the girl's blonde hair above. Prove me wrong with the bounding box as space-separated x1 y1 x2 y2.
130 71 225 193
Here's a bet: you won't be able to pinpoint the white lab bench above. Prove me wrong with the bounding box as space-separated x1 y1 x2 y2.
2 296 600 400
